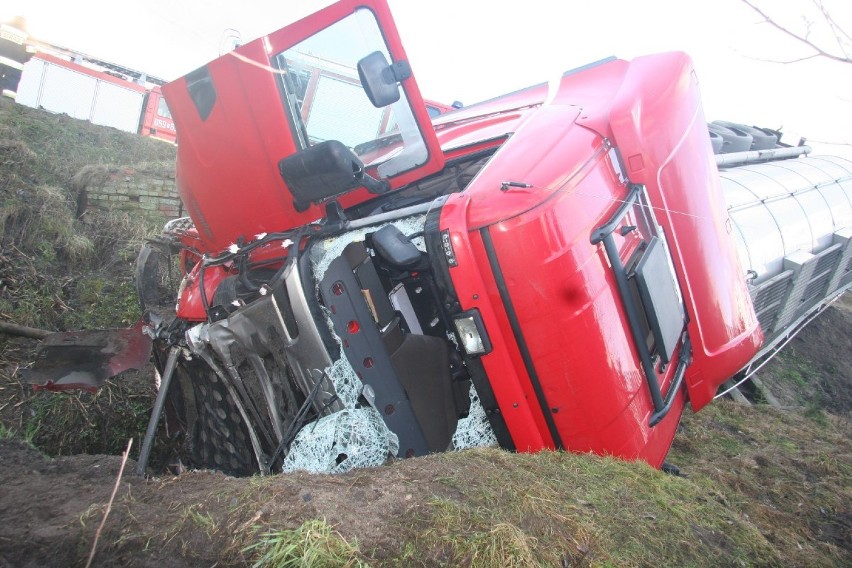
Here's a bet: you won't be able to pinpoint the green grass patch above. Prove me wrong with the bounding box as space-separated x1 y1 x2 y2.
66 277 141 329
401 448 777 567
244 519 367 568
0 96 175 190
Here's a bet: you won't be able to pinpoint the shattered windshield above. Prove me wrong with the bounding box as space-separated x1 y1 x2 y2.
273 8 427 178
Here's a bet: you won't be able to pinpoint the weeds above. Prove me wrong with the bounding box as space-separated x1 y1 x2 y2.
184 504 218 537
0 96 175 189
243 519 367 568
23 377 154 460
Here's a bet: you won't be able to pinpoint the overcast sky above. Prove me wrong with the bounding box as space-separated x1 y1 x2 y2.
5 0 851 157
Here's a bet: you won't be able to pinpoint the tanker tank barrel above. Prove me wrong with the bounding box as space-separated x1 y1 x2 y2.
715 146 811 167
720 153 852 361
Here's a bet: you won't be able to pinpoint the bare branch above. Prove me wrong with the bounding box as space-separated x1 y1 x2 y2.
741 0 852 64
0 320 51 339
85 438 132 568
740 53 822 64
813 0 852 58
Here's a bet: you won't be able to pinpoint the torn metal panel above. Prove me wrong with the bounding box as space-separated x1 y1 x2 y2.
24 320 152 392
197 264 343 419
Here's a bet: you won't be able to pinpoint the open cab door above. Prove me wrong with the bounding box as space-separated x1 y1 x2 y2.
163 0 445 251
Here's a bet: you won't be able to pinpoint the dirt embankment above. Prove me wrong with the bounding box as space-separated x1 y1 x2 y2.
0 297 848 567
751 295 852 413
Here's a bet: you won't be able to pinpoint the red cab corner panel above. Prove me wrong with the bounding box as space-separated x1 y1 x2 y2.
607 52 763 411
176 264 230 322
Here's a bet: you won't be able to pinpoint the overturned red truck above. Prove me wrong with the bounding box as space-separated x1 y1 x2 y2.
32 0 852 475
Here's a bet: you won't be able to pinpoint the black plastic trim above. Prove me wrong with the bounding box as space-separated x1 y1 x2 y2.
480 227 564 449
185 66 216 121
590 184 690 426
650 336 691 426
424 207 515 450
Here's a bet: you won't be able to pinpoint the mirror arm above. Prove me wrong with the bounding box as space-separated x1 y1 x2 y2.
390 60 411 82
356 168 391 195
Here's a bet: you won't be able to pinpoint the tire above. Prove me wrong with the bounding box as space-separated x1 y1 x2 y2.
708 122 753 153
135 237 182 317
162 349 305 476
166 358 258 476
712 121 777 150
708 129 724 154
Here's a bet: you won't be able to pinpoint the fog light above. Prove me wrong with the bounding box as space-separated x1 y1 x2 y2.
452 310 491 356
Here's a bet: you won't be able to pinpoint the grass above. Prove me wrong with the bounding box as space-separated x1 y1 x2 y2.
0 97 167 335
4 398 845 568
243 520 367 568
65 277 141 329
0 68 850 568
667 401 851 565
777 352 813 388
0 96 175 190
184 504 218 537
397 448 778 567
0 94 170 460
22 378 155 459
197 401 846 568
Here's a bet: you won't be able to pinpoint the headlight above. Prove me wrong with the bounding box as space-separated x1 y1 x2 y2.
452 309 492 356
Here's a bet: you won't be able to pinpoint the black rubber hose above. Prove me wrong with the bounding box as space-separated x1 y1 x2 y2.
199 261 210 321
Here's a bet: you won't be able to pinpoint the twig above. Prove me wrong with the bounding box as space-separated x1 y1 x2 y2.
741 0 852 64
85 438 133 568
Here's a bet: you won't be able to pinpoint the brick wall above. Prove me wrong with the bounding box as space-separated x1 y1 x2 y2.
73 163 183 222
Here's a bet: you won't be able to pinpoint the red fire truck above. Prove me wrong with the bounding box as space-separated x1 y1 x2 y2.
15 52 176 143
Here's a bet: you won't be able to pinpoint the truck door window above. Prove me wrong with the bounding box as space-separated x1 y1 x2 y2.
272 8 428 178
156 97 172 119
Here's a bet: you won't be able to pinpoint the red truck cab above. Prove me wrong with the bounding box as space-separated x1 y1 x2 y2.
151 0 762 474
139 86 177 143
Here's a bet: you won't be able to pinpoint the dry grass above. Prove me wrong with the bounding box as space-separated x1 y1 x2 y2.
0 96 175 190
244 520 368 568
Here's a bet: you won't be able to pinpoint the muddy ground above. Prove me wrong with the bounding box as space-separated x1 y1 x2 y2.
0 295 849 567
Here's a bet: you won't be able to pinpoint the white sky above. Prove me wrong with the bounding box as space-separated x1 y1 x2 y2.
5 0 851 157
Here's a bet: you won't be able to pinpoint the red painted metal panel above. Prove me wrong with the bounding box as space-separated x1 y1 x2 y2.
607 52 763 411
456 119 685 464
437 52 751 464
163 0 444 252
439 194 552 452
139 86 176 143
175 264 229 321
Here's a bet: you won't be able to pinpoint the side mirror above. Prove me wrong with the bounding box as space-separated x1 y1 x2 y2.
279 140 389 212
357 51 410 108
